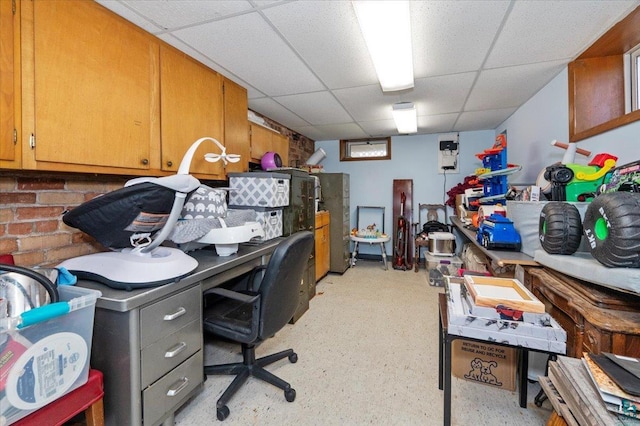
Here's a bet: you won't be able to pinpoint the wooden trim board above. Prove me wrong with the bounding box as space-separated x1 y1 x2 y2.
463 275 545 313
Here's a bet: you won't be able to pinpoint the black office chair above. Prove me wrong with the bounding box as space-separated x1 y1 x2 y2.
202 231 314 421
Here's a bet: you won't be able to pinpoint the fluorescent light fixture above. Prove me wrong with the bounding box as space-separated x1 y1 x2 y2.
353 0 414 92
392 102 417 134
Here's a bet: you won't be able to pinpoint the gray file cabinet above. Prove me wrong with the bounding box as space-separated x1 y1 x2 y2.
317 173 350 274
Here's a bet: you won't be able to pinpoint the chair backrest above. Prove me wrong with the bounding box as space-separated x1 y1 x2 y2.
258 231 314 338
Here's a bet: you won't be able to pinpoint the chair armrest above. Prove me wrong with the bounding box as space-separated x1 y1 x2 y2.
206 287 260 304
248 265 267 292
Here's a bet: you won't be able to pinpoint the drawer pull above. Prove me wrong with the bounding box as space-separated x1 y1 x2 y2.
163 307 186 321
166 377 189 397
165 342 187 358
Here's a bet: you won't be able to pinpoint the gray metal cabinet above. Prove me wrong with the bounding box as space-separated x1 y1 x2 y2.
317 173 350 274
90 283 203 426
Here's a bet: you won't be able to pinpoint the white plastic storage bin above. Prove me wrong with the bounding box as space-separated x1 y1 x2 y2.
228 172 290 207
0 285 101 424
426 253 462 286
229 207 283 240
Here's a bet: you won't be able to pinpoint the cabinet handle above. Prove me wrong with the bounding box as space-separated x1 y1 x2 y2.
167 160 173 167
163 307 186 321
165 342 187 358
166 377 189 397
141 158 149 165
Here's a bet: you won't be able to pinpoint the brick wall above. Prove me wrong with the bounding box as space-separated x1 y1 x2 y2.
0 173 127 267
257 114 316 167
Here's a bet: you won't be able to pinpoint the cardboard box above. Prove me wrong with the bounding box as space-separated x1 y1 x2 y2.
452 339 517 391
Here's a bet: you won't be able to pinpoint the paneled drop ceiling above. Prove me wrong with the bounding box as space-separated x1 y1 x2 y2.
97 0 639 141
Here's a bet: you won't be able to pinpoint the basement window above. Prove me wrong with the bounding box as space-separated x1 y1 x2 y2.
630 43 640 112
340 137 391 161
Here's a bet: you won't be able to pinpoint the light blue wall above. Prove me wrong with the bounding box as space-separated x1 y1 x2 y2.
316 65 640 256
497 67 640 185
316 130 494 255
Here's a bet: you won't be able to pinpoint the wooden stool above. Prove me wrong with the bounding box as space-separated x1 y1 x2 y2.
14 369 104 426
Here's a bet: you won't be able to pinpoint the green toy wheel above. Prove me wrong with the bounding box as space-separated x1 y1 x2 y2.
539 202 583 255
583 192 640 267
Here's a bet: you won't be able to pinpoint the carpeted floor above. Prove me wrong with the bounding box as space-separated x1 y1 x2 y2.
174 260 553 425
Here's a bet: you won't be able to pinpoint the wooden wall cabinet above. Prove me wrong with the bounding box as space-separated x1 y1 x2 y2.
160 45 223 178
222 78 250 174
523 267 640 358
0 0 19 169
8 0 251 180
315 211 330 281
569 6 640 141
21 0 160 174
249 123 289 166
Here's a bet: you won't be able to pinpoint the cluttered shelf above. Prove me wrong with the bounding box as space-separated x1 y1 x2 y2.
450 216 538 267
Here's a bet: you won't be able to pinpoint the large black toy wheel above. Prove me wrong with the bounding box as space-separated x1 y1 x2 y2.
217 406 230 421
285 388 296 402
539 202 583 255
583 192 640 267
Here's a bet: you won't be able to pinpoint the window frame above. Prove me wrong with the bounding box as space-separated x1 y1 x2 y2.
339 137 391 161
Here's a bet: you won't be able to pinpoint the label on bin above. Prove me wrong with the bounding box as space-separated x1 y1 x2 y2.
5 332 87 410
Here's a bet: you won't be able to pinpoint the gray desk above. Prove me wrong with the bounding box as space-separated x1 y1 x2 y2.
78 240 281 426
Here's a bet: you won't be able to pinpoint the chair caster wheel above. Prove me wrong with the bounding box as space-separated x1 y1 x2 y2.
285 388 296 402
217 406 230 421
288 352 298 363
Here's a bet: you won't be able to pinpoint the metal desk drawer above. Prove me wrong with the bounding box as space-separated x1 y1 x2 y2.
141 319 202 388
140 285 201 348
143 350 203 426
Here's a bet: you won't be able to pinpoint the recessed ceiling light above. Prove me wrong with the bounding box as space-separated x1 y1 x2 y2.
392 102 417 134
353 1 414 92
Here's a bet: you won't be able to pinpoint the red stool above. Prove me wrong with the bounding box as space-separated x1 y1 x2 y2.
14 369 104 426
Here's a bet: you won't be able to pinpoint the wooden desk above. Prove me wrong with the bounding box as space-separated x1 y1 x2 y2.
78 240 281 426
450 216 538 267
523 266 640 358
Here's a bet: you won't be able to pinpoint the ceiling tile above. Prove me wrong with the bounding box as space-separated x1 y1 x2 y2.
248 98 310 128
263 1 379 90
411 1 509 77
413 73 477 115
120 0 253 31
465 60 566 111
485 1 638 68
418 113 460 134
455 108 517 132
273 92 353 126
333 85 404 122
172 13 325 96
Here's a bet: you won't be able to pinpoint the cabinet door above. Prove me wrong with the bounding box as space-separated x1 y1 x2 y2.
249 123 272 161
0 0 17 167
272 132 289 167
24 0 158 172
160 45 223 177
223 78 249 174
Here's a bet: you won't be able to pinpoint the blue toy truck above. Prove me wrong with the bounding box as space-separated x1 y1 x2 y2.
476 213 522 251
